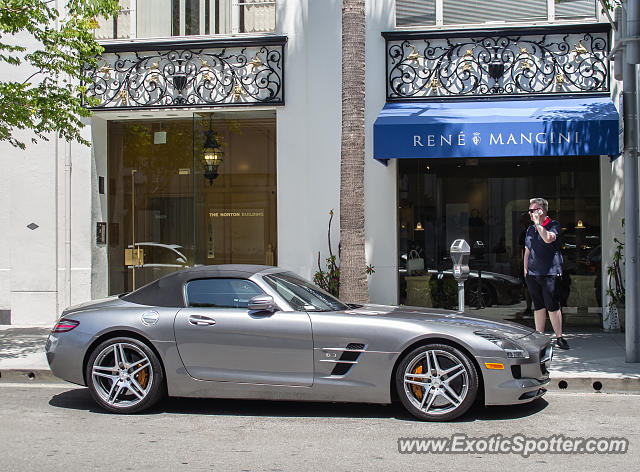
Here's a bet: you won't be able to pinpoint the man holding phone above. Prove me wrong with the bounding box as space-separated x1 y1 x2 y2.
523 197 569 349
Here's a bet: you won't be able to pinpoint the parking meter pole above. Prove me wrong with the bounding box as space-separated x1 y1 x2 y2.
450 239 471 313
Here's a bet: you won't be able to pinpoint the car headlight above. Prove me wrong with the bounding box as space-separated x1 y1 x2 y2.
474 331 529 358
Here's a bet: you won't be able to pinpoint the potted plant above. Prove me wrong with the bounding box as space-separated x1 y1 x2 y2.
605 219 625 331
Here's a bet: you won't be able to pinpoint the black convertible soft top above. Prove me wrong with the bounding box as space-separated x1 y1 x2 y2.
121 265 273 307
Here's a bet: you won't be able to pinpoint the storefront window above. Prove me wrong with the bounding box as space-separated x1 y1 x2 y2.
398 156 602 328
107 112 276 294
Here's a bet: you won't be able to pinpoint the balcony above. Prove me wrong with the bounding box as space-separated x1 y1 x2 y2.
383 23 611 101
83 35 286 110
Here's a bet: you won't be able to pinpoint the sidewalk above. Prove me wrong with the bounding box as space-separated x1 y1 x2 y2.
1 326 640 393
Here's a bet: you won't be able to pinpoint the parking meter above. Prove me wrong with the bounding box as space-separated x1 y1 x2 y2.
450 239 470 312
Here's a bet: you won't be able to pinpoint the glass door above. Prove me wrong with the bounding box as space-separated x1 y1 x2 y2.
108 119 195 293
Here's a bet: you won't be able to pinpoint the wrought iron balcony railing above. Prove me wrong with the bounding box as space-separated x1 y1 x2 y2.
83 36 286 110
383 24 610 100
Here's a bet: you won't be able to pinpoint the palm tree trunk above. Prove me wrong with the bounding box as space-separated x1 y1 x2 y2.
339 0 369 304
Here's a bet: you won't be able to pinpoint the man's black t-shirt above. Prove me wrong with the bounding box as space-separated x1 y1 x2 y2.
525 218 563 276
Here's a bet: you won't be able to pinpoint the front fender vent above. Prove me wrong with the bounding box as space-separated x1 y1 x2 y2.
323 343 367 376
346 343 365 350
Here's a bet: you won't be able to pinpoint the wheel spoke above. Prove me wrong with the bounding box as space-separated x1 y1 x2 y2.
127 379 146 400
93 365 117 373
423 390 437 412
107 381 124 405
405 379 430 389
430 351 441 375
419 388 431 408
118 343 129 366
424 352 433 375
444 368 465 383
404 372 431 380
442 363 464 376
440 386 461 407
130 361 150 376
112 344 122 367
93 371 118 381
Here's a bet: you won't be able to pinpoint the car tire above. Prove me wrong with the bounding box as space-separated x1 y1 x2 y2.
85 336 165 414
395 343 478 421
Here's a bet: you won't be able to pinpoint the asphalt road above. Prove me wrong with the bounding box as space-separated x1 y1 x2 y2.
0 383 638 471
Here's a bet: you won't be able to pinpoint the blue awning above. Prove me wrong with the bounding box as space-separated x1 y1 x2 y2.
373 97 620 162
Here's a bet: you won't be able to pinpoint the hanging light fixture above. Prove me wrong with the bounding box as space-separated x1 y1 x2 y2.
202 114 224 185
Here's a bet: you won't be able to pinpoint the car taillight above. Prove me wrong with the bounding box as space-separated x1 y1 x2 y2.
52 319 79 333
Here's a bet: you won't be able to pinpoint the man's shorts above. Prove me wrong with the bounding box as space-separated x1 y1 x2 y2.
525 274 561 312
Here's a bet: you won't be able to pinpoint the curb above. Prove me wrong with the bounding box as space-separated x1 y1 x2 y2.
1 369 640 394
547 375 640 394
0 369 59 383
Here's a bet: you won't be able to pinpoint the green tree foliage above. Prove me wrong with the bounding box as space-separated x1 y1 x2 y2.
0 0 119 148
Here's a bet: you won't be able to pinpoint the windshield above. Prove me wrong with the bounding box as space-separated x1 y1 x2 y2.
263 272 349 312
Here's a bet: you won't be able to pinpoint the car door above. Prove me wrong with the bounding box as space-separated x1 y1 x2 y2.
174 277 313 386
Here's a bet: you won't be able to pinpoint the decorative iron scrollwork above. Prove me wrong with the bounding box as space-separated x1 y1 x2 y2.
84 39 285 109
384 26 610 100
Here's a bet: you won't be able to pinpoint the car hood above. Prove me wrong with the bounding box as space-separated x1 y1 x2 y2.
342 304 535 338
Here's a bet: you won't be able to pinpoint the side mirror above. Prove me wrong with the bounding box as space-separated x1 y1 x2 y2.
248 295 278 313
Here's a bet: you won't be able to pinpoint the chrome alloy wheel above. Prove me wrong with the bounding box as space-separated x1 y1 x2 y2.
403 348 470 416
91 342 154 409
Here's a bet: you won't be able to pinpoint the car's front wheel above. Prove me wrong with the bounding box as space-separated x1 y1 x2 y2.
85 337 165 414
396 344 478 421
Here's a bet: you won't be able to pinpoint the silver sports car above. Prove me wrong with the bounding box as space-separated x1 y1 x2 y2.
46 265 552 421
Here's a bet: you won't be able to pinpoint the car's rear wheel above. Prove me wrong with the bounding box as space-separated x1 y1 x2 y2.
85 337 164 414
396 344 478 421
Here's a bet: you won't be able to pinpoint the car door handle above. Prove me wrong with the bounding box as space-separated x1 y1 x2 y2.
188 315 216 326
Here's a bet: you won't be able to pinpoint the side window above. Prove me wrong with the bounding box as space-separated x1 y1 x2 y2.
185 278 264 308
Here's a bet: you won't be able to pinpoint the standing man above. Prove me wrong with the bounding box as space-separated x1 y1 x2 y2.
524 198 569 349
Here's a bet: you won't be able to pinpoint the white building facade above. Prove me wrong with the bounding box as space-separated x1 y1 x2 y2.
0 0 627 327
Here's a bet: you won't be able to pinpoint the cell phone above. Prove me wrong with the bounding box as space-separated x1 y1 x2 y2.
538 210 543 216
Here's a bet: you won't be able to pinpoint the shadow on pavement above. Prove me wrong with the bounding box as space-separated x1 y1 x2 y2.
49 388 548 421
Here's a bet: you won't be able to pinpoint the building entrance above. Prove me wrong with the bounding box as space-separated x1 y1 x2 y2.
107 111 277 294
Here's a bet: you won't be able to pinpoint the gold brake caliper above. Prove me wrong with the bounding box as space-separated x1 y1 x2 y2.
411 365 424 401
135 363 149 389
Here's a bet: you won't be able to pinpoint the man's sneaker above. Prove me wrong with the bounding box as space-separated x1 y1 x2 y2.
556 337 569 350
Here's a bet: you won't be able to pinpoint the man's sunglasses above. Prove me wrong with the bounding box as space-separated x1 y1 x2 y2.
528 208 541 213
